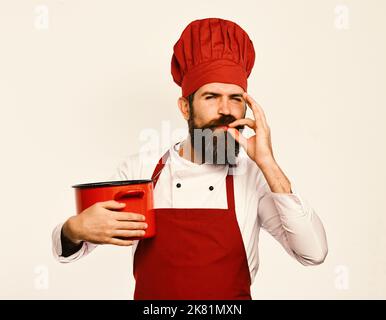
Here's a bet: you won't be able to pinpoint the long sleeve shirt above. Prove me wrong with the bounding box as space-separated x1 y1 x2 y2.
52 142 328 283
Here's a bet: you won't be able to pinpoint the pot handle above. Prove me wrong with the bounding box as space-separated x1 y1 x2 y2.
114 189 145 201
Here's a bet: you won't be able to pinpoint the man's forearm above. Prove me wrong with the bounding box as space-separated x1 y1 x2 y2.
258 159 292 194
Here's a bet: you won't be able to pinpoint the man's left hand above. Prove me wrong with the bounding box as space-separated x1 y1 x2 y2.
228 92 275 167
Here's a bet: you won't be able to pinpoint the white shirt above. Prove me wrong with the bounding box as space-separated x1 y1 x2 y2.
52 142 328 283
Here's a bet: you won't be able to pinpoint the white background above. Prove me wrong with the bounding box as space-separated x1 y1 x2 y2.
0 0 385 299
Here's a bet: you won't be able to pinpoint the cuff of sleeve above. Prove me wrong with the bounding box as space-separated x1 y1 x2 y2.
267 186 311 219
51 223 88 263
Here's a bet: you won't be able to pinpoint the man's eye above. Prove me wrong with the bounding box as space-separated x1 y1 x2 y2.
205 96 241 101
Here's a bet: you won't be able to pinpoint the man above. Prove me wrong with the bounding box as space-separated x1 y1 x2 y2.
52 18 328 300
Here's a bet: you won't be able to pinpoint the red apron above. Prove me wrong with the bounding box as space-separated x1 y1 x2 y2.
133 151 251 300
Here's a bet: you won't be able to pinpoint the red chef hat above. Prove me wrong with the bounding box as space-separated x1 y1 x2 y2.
171 18 255 98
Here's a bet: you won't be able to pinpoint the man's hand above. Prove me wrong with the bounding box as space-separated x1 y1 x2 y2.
62 200 148 247
228 92 274 167
228 92 292 194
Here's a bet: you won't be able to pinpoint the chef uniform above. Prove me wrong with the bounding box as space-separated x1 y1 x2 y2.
134 18 257 299
133 150 251 299
52 18 328 300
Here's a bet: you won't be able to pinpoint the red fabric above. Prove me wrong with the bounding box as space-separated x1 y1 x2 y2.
133 151 252 300
171 18 256 97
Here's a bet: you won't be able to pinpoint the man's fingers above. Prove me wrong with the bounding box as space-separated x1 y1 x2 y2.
114 221 148 230
98 200 126 210
112 211 146 222
108 238 135 247
228 118 256 130
243 92 269 128
228 128 248 150
242 92 260 120
113 229 146 238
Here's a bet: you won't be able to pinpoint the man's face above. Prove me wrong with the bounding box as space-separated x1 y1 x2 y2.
184 82 247 165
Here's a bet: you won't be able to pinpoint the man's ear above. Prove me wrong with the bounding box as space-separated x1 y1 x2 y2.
178 97 190 121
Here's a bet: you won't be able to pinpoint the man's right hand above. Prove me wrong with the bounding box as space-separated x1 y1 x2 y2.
62 200 147 246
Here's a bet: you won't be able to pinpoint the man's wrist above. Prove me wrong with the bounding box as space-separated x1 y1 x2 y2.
62 216 82 245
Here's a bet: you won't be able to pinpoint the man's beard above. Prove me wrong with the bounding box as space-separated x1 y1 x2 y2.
188 114 244 165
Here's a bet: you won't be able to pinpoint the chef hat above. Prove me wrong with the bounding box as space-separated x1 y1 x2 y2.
171 17 255 98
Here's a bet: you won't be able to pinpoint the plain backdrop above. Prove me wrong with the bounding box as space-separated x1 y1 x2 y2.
0 0 385 299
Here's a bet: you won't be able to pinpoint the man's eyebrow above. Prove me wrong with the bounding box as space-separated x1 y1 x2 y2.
201 91 244 97
201 91 219 96
229 93 244 98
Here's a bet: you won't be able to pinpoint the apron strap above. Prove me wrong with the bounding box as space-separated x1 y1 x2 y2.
151 150 170 187
151 149 236 211
225 174 235 211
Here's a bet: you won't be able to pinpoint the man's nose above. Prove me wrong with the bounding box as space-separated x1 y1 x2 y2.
218 98 231 115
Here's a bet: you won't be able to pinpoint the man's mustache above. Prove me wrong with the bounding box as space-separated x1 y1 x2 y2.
200 115 244 131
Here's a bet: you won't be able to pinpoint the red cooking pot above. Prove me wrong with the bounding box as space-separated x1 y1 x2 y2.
72 179 155 239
